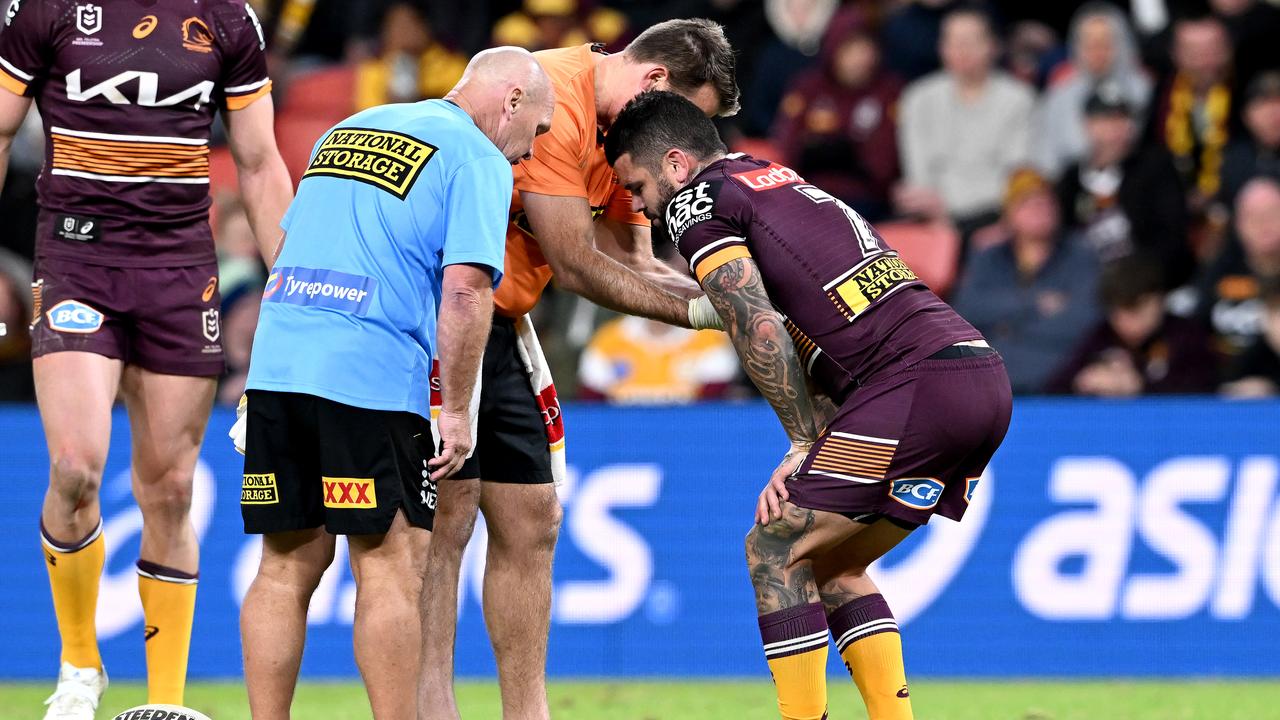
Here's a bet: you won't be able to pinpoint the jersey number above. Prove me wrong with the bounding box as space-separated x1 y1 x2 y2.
793 184 879 254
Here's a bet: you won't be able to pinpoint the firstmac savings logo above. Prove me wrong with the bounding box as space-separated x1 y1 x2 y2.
96 460 216 639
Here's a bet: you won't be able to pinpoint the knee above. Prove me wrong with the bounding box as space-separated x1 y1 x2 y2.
488 496 561 554
135 468 195 523
259 542 334 595
48 451 105 507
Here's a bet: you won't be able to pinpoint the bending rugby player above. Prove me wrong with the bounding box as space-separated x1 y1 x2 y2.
237 48 553 720
418 20 739 720
606 91 1012 720
0 1 291 717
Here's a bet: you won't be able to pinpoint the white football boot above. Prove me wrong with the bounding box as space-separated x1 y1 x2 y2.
42 662 108 720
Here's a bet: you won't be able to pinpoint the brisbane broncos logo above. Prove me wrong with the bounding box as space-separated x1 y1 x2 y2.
182 17 214 53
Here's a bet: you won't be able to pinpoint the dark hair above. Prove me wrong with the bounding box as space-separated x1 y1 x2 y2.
624 18 740 117
604 90 728 169
1100 255 1166 309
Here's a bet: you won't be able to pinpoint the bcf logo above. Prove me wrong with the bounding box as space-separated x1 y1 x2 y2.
890 478 944 509
46 300 103 333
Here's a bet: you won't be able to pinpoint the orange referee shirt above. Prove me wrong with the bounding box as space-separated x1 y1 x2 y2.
495 43 650 318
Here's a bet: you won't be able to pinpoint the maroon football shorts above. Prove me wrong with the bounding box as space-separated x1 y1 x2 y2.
30 255 225 377
787 350 1012 527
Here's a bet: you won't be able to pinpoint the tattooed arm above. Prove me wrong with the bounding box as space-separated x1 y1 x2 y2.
701 257 818 446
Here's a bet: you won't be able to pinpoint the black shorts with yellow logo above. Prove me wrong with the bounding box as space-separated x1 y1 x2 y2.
241 390 437 535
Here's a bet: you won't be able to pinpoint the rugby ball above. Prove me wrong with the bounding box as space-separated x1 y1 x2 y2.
111 704 213 720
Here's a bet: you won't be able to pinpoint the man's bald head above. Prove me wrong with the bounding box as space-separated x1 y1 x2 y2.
1236 177 1280 265
447 47 555 164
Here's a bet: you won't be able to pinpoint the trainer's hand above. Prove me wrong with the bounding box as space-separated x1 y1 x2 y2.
756 442 812 525
429 409 473 481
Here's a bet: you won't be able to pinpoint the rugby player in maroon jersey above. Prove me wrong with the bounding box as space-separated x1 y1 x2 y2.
0 1 291 716
606 91 1012 720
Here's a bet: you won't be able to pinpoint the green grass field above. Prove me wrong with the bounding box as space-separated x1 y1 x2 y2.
3 680 1279 720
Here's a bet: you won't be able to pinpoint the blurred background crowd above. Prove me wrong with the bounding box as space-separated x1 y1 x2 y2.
2 0 1280 404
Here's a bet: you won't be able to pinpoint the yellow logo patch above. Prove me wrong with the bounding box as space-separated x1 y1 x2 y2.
241 473 279 505
302 128 436 200
832 255 918 317
323 477 377 509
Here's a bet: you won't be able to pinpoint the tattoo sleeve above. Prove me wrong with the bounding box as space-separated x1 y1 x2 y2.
701 257 818 445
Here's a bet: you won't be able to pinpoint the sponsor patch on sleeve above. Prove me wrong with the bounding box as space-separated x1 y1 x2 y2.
262 266 378 316
302 127 435 199
241 473 278 505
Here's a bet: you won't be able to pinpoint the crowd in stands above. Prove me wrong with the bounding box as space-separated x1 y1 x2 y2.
2 0 1280 403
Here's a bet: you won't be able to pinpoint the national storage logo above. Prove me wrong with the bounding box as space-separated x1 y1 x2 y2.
302 127 435 199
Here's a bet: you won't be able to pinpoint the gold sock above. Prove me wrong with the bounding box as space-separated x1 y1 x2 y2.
41 520 105 670
137 560 198 705
759 602 830 720
829 594 912 720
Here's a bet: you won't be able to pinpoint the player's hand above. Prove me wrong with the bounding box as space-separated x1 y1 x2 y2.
429 409 473 481
757 442 811 525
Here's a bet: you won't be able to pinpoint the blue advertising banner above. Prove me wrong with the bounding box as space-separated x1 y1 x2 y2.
2 400 1279 679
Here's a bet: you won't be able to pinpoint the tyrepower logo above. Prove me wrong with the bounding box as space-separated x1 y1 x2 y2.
262 266 378 317
46 299 103 333
323 478 377 509
731 162 803 192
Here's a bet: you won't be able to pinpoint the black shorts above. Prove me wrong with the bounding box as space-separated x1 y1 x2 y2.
241 390 438 535
456 315 554 484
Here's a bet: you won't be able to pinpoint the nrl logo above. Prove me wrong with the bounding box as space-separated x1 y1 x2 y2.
75 3 102 35
202 308 220 343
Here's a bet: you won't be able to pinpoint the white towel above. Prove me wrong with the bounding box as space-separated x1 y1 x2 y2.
429 314 566 484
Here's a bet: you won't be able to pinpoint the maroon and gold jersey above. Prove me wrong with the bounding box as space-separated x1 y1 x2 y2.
0 0 271 266
667 153 981 402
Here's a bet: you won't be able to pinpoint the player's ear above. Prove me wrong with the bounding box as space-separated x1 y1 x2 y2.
642 65 669 92
665 148 690 184
507 86 525 118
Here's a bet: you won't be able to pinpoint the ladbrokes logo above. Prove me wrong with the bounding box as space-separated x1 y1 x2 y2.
241 473 278 505
323 478 377 509
303 128 435 200
731 162 802 192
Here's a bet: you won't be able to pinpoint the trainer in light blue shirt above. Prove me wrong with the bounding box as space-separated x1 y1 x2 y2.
246 99 511 418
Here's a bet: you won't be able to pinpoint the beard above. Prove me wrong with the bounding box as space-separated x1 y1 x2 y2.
648 175 680 224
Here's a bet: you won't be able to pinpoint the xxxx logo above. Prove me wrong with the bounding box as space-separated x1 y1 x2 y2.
322 478 376 509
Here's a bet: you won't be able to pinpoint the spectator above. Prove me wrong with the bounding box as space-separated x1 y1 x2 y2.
1047 256 1216 396
1177 176 1280 360
771 7 903 221
1056 82 1193 286
952 169 1102 393
897 6 1036 233
882 0 957 82
493 0 630 52
1035 3 1154 179
1210 0 1280 95
1220 70 1280 206
1004 20 1059 89
1221 277 1280 397
738 0 839 136
354 3 468 111
1150 15 1235 209
0 248 34 401
577 316 739 404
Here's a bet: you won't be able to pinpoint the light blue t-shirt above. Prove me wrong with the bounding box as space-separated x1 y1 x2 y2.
246 99 510 418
